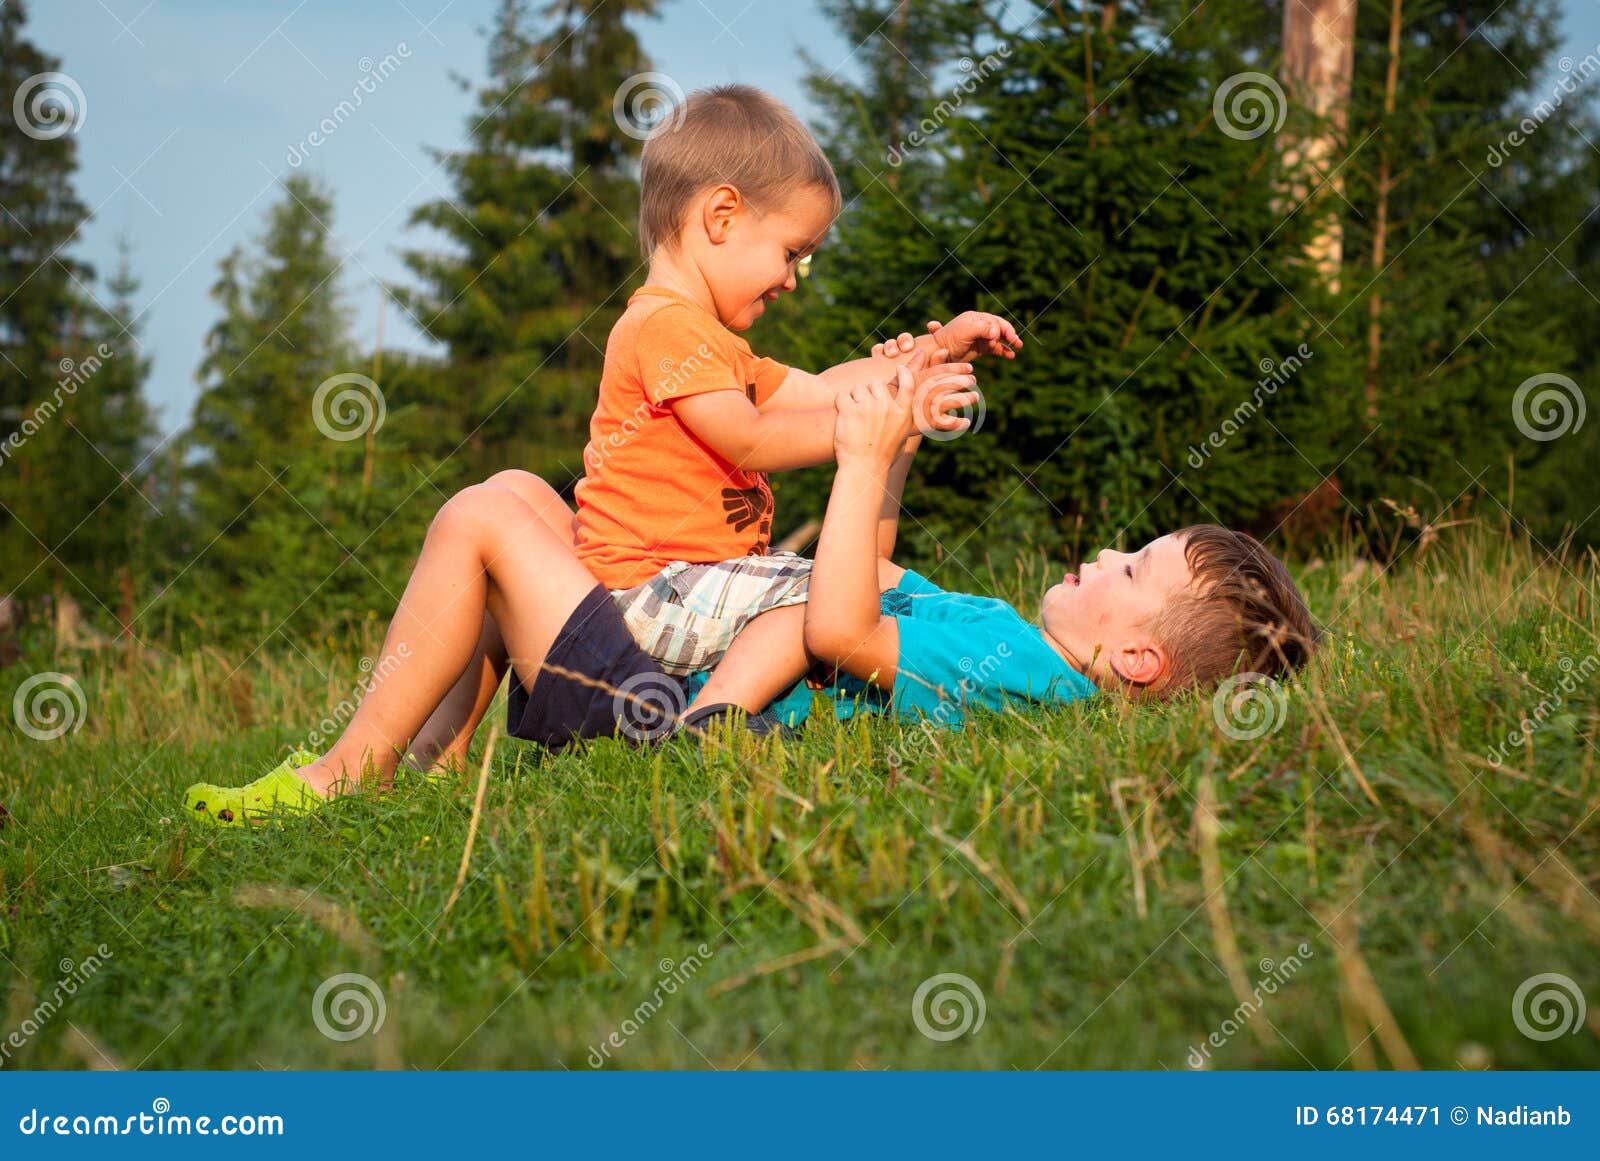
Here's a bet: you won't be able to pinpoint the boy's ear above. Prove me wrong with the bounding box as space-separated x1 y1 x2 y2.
1110 637 1167 689
702 184 742 244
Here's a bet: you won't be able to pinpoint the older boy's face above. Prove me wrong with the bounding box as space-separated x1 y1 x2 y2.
712 184 834 330
1040 533 1194 685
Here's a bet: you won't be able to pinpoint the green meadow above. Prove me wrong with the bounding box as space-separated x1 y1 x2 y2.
3 527 1597 1070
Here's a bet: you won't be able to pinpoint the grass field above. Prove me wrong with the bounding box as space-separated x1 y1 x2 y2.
3 526 1598 1070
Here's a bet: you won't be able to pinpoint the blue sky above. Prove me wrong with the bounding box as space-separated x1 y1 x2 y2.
25 0 1600 433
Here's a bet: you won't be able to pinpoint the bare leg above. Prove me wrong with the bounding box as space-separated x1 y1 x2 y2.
481 468 579 544
403 611 506 774
685 604 809 714
296 481 599 797
404 471 578 774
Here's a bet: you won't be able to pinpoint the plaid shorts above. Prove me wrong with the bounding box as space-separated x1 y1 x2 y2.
611 552 813 675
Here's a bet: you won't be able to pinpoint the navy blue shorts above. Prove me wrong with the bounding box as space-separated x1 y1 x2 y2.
505 584 686 750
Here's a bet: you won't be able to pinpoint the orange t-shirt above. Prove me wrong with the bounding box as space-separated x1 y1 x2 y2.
573 286 792 589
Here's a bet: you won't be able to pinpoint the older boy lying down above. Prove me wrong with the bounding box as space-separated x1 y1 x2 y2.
185 369 1317 825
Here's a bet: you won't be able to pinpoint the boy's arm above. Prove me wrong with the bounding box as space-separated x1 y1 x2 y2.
759 350 964 413
805 366 976 684
878 435 919 560
670 391 837 472
804 456 902 689
803 371 934 688
673 350 971 472
760 312 1018 415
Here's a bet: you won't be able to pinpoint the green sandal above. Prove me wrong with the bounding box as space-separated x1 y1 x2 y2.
184 748 325 828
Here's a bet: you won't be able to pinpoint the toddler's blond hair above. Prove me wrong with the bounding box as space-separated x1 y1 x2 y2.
639 84 840 255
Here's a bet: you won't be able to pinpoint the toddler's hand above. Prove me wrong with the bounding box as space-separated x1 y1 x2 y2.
870 331 920 360
925 311 1022 361
870 332 966 364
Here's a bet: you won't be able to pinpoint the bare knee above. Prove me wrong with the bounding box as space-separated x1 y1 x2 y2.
482 469 576 543
484 469 565 513
481 469 533 495
431 482 524 547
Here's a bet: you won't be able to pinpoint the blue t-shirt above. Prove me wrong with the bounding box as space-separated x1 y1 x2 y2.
688 569 1097 728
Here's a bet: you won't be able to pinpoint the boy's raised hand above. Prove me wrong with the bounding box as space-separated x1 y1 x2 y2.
903 349 980 441
834 371 917 469
835 354 978 468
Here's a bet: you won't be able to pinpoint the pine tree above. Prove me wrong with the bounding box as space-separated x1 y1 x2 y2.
184 175 356 625
0 0 102 603
795 0 1599 558
178 177 475 643
1331 0 1600 542
792 0 1318 559
394 0 658 485
39 236 159 618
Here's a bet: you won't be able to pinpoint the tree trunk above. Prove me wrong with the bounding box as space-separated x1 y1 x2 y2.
0 592 19 668
1363 0 1403 424
1280 0 1358 291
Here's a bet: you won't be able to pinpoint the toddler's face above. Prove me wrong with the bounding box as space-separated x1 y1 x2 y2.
1040 533 1194 685
705 184 834 330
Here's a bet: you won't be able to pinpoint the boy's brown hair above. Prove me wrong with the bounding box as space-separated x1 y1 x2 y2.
638 84 840 256
1153 525 1320 693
